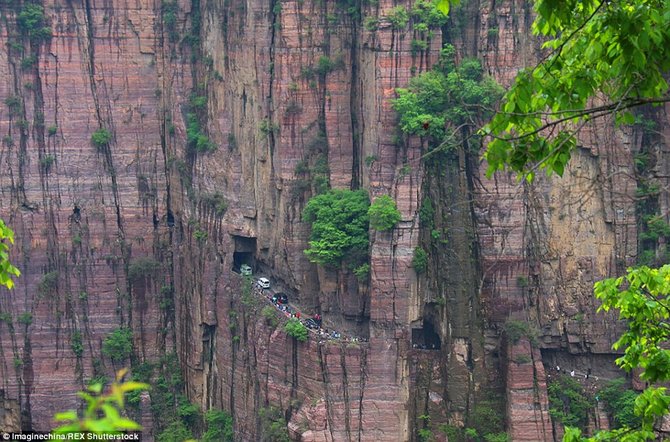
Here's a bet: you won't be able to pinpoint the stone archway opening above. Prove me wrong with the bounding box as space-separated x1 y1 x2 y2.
412 315 442 350
231 234 257 272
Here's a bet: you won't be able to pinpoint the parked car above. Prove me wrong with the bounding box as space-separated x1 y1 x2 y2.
240 264 252 276
257 277 271 289
304 318 319 329
275 293 288 305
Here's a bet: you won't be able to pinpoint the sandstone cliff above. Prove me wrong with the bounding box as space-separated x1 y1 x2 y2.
0 0 653 441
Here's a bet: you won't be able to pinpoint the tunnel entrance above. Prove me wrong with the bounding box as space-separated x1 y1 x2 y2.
231 235 257 272
411 316 442 350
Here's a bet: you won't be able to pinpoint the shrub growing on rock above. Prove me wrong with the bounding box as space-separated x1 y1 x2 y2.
303 189 370 267
412 247 429 273
284 318 308 342
368 195 401 231
91 128 112 150
102 327 133 361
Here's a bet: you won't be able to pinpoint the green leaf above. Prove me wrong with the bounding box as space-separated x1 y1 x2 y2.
54 410 78 422
435 0 450 16
113 418 142 430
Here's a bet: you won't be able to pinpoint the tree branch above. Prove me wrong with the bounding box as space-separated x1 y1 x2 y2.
488 95 670 143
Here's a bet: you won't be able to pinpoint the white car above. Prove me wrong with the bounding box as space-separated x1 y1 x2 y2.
257 277 270 289
240 264 252 276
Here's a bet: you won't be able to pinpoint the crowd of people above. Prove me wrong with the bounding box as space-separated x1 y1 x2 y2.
253 282 367 343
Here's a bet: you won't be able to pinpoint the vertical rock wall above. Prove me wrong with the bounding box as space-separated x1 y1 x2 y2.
0 0 659 441
0 0 172 430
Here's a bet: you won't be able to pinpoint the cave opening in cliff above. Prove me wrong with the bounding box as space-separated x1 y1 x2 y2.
231 234 257 272
412 318 442 350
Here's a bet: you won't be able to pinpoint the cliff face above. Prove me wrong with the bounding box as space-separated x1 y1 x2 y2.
0 0 652 440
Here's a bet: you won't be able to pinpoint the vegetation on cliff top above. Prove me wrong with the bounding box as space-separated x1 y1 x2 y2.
548 374 593 430
17 3 52 43
303 189 403 276
102 327 134 362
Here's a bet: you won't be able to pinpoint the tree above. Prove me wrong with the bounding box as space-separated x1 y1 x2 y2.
480 0 670 180
547 374 593 430
598 378 641 429
368 195 401 231
202 409 234 442
302 189 370 267
284 318 308 342
0 219 20 289
102 327 134 362
392 46 502 153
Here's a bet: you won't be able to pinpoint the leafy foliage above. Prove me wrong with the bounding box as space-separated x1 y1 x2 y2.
412 247 429 273
40 154 55 173
393 45 502 151
483 0 670 179
102 327 134 362
53 369 148 435
17 4 52 43
4 95 22 116
469 400 508 442
71 329 84 357
386 6 409 30
156 419 193 442
0 219 20 289
17 312 32 325
186 112 216 153
161 0 179 43
503 320 537 345
315 55 343 77
202 409 234 442
199 191 228 216
548 374 593 430
368 195 401 231
261 305 279 327
411 0 449 31
259 406 290 442
353 263 370 281
128 257 160 283
598 378 641 429
596 266 670 383
147 353 189 431
284 318 308 342
38 271 58 297
302 189 370 267
91 128 113 150
435 0 459 16
564 265 670 440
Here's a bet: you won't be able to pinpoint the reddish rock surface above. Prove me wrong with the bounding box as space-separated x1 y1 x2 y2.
0 0 651 441
505 338 552 441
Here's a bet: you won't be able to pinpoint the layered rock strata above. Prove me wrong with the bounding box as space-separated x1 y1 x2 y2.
0 0 654 441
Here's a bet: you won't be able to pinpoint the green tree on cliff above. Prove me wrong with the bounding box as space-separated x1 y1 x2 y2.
368 195 402 231
392 45 502 153
302 189 370 267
